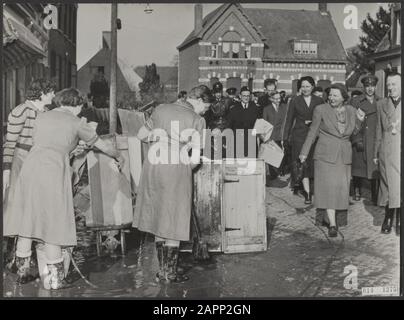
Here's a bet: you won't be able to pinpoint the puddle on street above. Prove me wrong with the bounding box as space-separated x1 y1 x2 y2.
3 203 398 298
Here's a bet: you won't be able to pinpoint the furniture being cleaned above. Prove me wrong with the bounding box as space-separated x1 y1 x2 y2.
86 134 133 256
182 158 267 254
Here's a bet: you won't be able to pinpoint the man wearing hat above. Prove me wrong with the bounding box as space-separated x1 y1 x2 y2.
350 74 381 204
226 87 239 104
204 81 233 131
227 86 261 158
203 82 233 159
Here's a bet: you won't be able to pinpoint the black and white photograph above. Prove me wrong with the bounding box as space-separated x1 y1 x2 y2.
1 1 402 300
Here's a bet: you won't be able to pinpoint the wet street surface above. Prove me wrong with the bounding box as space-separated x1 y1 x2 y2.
3 175 400 298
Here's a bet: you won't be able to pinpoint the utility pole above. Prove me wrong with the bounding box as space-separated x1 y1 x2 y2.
109 3 118 133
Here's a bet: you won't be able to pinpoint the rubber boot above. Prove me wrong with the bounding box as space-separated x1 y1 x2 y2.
381 206 394 234
43 259 70 290
164 246 189 283
370 179 379 205
15 254 37 284
155 241 165 282
353 177 362 201
395 208 400 236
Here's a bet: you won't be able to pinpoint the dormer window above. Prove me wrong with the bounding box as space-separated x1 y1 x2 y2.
293 40 318 56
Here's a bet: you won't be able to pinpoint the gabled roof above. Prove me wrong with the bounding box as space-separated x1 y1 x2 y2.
177 4 228 50
244 8 346 62
77 32 142 93
178 4 347 62
134 66 178 86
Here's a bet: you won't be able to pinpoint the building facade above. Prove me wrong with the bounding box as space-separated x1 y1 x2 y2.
2 3 77 126
48 4 78 90
369 3 401 98
178 3 347 94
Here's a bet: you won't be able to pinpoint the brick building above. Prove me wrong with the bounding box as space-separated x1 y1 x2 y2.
2 3 77 126
178 3 347 94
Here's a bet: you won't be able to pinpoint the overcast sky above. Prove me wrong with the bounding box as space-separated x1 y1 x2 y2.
77 2 390 70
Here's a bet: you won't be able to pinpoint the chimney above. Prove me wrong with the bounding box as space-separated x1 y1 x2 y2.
194 4 203 33
319 3 328 15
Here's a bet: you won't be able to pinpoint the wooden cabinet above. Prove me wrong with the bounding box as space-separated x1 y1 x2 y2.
192 159 223 252
187 158 267 254
222 159 267 253
86 134 133 228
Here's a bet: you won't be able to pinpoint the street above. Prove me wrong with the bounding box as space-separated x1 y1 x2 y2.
3 174 400 298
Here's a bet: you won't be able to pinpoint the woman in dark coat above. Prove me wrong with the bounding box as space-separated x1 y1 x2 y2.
350 75 380 204
283 76 324 204
299 84 365 237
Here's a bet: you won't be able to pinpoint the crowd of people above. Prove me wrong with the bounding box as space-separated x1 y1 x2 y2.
175 74 401 240
2 72 401 289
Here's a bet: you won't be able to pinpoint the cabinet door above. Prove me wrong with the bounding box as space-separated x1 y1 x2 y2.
87 135 133 227
222 159 267 253
193 160 223 251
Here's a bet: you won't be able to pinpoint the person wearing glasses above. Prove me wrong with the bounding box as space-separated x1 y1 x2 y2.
227 86 261 158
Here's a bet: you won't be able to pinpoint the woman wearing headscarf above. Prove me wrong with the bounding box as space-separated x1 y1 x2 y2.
299 84 365 237
133 85 212 283
283 76 324 204
4 88 124 289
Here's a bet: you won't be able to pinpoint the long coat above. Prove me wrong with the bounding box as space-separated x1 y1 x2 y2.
283 94 324 178
300 103 362 210
350 94 380 179
4 110 98 246
374 98 401 208
133 101 206 241
262 102 288 141
227 101 261 158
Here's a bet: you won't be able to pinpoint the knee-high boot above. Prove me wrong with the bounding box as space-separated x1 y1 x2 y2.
371 179 379 205
396 208 401 236
381 206 394 234
43 258 70 290
15 252 37 284
164 245 189 283
155 241 165 282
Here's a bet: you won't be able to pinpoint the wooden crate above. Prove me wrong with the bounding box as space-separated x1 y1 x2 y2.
222 159 267 253
182 158 267 254
86 134 133 228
